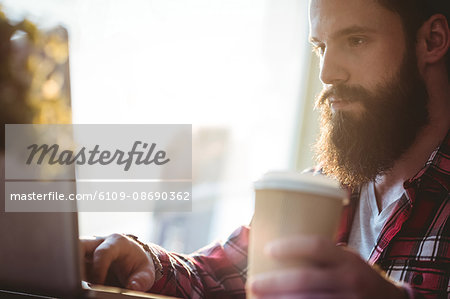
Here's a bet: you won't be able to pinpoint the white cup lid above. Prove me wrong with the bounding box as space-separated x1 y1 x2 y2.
254 171 347 199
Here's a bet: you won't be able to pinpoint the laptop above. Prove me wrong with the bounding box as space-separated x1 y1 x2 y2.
0 23 180 299
0 208 180 299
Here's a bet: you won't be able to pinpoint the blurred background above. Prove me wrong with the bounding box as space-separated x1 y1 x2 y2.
0 0 322 253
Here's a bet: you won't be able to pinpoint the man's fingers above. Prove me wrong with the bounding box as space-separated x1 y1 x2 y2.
91 240 120 285
126 270 155 291
249 267 338 295
80 234 156 291
80 237 105 259
265 235 343 265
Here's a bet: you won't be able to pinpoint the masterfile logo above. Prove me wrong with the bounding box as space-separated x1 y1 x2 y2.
26 141 170 171
4 124 192 212
5 124 191 180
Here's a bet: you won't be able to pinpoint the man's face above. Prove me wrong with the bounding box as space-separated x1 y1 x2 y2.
309 0 429 188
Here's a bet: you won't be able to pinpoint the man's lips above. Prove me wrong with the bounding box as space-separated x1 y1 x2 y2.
328 97 352 111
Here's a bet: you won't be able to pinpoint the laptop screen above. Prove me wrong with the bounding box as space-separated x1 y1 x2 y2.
0 21 82 298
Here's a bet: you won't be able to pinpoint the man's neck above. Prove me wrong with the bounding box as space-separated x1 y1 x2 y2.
374 71 450 211
374 125 447 211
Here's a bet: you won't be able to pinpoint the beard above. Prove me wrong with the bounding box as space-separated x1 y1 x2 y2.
314 49 429 189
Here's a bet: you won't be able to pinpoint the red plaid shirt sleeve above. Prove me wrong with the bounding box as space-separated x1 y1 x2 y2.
148 225 249 299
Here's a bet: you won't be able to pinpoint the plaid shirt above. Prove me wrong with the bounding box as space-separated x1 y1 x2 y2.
149 131 450 299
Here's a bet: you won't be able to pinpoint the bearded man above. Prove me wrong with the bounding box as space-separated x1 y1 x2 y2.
81 0 450 298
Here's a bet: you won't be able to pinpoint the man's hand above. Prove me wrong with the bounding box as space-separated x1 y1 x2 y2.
80 234 156 292
248 236 407 299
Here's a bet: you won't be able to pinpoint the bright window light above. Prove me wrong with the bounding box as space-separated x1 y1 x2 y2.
2 0 312 252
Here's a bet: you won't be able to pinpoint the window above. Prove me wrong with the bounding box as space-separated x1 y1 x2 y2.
2 0 318 252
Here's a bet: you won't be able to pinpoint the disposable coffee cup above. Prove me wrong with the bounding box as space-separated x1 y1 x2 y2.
247 171 347 298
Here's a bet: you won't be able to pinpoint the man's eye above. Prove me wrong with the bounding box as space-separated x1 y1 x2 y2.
312 44 325 56
348 37 366 47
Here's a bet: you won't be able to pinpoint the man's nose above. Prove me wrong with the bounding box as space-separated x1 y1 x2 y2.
319 48 349 85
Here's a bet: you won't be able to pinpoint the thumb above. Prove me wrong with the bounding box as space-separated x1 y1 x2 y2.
126 270 155 292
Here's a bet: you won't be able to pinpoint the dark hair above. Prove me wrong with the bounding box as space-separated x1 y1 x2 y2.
376 0 450 76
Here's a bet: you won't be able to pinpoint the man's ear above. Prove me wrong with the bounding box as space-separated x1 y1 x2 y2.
416 14 449 68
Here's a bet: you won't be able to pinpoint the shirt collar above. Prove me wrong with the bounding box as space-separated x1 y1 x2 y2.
404 129 450 194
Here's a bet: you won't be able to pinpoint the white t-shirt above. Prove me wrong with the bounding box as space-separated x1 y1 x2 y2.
348 181 402 261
